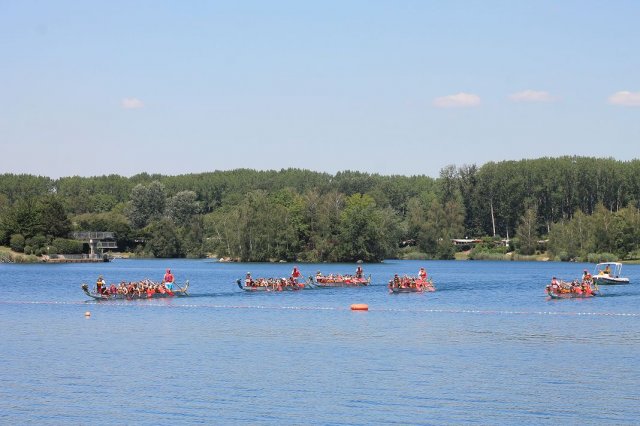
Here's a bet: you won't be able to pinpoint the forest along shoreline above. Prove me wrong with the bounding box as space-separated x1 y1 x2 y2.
1 156 639 264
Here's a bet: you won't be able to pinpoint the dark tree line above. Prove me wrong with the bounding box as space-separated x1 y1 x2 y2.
1 156 639 261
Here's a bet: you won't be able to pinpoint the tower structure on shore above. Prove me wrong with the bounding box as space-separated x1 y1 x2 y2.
71 232 117 259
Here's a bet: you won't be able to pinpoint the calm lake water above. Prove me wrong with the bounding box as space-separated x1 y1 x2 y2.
1 259 639 425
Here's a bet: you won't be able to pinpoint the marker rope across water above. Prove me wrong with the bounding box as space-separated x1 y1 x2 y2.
1 300 639 317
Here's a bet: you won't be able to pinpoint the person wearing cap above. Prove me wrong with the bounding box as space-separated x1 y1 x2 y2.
163 269 175 290
245 272 254 287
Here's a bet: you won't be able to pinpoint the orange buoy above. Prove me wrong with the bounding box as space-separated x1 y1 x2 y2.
84 311 91 317
350 303 369 311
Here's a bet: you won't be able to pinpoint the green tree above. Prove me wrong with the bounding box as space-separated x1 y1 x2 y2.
4 199 39 239
178 216 206 258
127 181 166 228
412 197 464 259
516 207 539 255
203 207 239 259
591 204 621 255
615 205 640 258
35 195 71 238
145 218 181 258
10 234 25 252
0 194 10 244
337 194 388 262
0 174 54 204
377 206 403 259
166 190 200 227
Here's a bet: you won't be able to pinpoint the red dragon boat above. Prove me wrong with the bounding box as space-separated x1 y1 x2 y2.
236 277 313 292
388 276 435 294
313 273 371 287
81 280 189 300
546 278 598 299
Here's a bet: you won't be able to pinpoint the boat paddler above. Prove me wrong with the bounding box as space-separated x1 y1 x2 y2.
163 268 175 290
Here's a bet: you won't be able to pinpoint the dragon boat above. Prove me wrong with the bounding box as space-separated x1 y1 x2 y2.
81 281 189 300
546 280 598 299
388 277 435 294
313 274 371 287
236 277 314 292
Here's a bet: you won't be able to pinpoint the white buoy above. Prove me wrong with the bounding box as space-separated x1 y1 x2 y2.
84 311 91 317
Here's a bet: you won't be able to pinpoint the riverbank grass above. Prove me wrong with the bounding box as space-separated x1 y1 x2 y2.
0 246 41 263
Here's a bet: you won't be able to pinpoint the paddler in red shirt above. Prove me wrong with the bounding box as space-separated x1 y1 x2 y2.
163 269 175 291
291 266 301 281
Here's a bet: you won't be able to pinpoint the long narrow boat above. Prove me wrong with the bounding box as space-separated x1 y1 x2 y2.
545 281 598 299
236 278 314 292
388 278 435 294
81 281 189 300
313 274 371 287
546 288 598 299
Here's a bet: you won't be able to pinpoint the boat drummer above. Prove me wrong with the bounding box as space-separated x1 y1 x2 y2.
419 267 427 280
96 275 106 294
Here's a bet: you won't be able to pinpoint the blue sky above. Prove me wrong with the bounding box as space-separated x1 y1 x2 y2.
1 1 638 178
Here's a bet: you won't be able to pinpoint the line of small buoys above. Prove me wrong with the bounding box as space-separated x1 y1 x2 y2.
0 300 639 317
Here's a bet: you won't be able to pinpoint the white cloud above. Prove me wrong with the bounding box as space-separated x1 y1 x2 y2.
121 97 144 109
608 91 640 107
509 90 555 103
433 92 481 108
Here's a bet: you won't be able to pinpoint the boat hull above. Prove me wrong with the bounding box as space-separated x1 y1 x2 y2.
236 279 309 292
314 275 371 287
546 289 597 299
389 287 424 294
82 281 189 300
592 263 630 285
592 276 630 285
388 277 435 294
